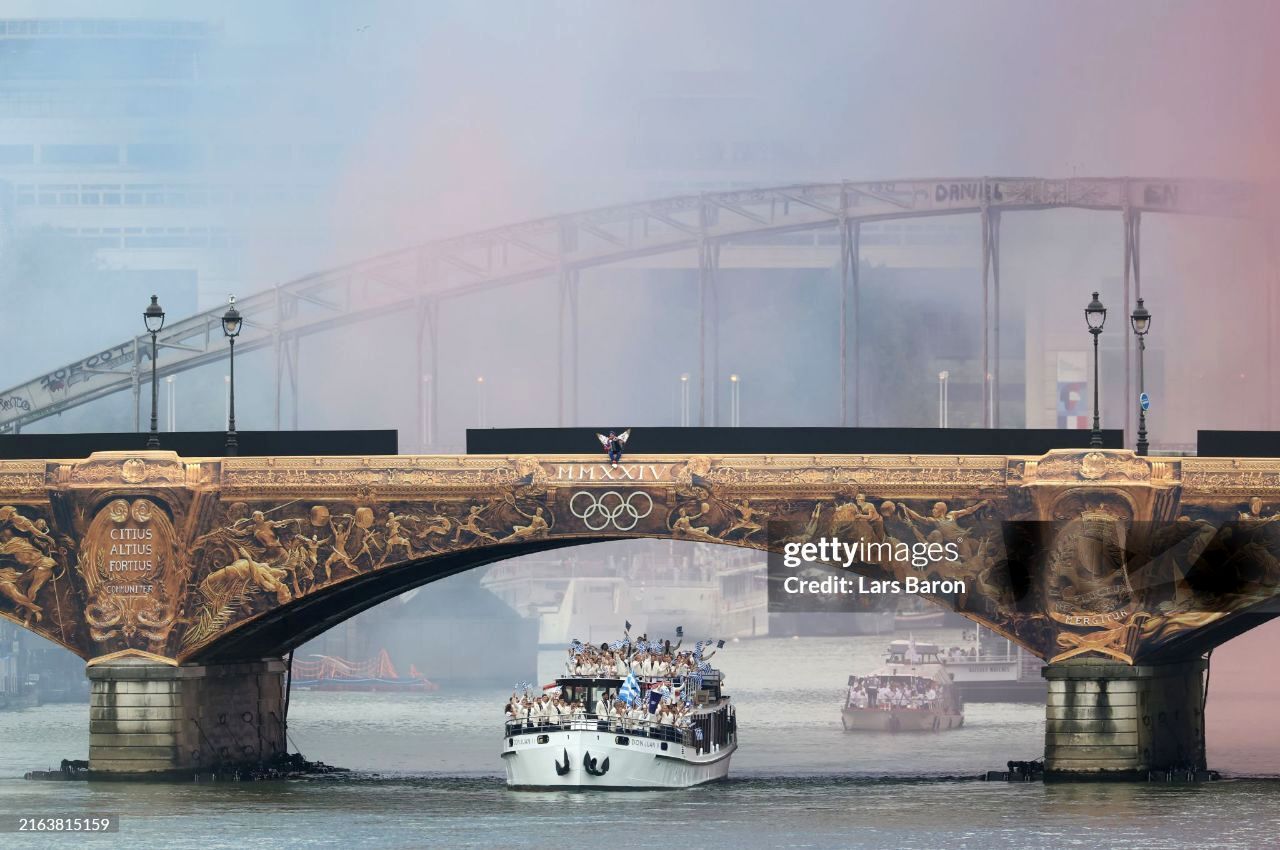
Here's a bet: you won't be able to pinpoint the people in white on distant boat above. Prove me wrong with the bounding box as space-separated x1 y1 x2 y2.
845 674 943 710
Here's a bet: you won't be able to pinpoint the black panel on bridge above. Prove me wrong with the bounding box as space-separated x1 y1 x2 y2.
0 430 398 459
1198 430 1280 458
467 427 1124 455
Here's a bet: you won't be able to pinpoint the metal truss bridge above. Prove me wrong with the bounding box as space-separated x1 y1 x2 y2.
0 177 1265 440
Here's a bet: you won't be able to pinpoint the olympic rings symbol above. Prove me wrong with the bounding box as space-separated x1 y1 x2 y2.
569 490 654 532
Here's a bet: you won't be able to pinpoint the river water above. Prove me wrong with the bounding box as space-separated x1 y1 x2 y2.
1 630 1278 849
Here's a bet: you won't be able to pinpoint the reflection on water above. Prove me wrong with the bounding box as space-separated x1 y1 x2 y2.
0 632 1277 849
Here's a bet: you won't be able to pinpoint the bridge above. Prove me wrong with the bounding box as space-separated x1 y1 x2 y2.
1 176 1268 444
0 446 1277 779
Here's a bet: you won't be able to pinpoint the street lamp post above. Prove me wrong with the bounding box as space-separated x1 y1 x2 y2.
1085 291 1107 449
221 296 243 455
1130 297 1152 456
143 295 165 448
729 374 740 427
938 370 950 428
986 372 995 428
679 374 690 427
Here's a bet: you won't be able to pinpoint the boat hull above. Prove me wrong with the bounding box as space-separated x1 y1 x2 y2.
502 728 734 789
841 707 963 732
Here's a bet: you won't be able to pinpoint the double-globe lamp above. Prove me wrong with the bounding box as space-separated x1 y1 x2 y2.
221 296 243 455
143 295 165 449
1084 292 1106 449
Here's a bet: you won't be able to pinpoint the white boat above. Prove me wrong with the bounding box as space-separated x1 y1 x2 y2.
942 626 1047 703
502 672 737 789
841 640 964 732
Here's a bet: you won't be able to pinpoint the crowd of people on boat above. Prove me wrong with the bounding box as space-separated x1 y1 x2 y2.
502 627 724 741
504 687 699 738
562 636 718 680
845 675 941 711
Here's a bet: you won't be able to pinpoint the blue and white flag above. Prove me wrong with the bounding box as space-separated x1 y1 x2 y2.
697 661 712 674
609 639 626 651
618 672 641 706
693 640 705 661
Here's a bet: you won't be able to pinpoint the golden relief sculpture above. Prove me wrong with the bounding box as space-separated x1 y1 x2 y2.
0 449 1276 666
77 498 183 652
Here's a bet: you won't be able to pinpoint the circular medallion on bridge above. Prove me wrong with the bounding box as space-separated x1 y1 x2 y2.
121 457 147 483
131 499 154 524
1080 451 1108 480
107 498 129 524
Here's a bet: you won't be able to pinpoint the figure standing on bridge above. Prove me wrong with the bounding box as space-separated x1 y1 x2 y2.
597 429 630 468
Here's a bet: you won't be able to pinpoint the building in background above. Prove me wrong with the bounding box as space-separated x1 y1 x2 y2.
0 618 86 709
0 16 348 316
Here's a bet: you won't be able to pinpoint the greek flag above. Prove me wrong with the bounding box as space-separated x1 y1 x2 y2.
609 639 626 650
618 672 641 706
697 661 712 674
635 639 648 652
693 641 704 661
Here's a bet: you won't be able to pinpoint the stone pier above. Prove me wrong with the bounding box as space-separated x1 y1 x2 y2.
88 655 286 778
1043 657 1208 781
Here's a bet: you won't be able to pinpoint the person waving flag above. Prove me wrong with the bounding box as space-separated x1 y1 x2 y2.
618 671 641 706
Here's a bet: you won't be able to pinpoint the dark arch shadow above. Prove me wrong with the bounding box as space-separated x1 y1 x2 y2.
188 536 653 664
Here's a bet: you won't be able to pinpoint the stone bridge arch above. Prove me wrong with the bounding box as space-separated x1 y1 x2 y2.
1 449 1276 668
1 448 1279 777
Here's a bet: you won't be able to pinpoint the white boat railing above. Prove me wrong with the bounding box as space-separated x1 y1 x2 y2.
504 715 699 745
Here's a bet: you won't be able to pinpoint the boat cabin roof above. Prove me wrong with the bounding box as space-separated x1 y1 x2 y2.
885 640 942 662
857 663 953 685
555 676 622 687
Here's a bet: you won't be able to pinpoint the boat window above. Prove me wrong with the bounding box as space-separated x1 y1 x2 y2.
537 735 549 744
